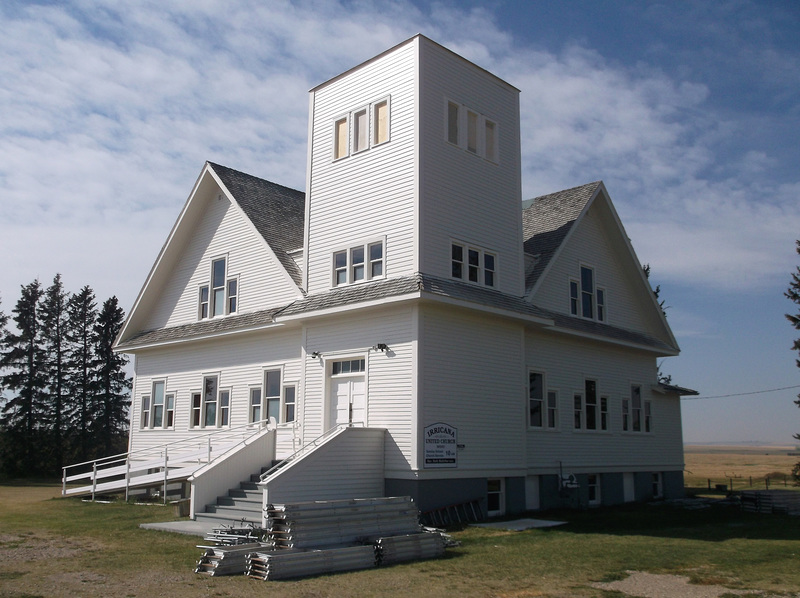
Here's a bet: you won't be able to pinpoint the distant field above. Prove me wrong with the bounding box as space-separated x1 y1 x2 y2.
684 444 798 491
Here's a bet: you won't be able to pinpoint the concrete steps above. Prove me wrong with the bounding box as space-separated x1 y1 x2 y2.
195 468 273 526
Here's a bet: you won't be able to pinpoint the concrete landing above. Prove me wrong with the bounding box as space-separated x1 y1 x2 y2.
140 519 217 537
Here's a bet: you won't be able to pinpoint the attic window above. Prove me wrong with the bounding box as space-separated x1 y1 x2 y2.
570 265 605 322
199 257 238 319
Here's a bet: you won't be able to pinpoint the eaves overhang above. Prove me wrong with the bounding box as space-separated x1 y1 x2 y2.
537 308 680 356
114 308 285 353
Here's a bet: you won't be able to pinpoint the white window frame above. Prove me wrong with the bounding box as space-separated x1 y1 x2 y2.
249 386 263 425
529 371 557 430
600 395 608 431
199 256 237 319
450 241 497 288
631 384 643 432
190 374 230 429
487 478 505 517
333 115 349 160
264 368 282 424
331 238 385 287
585 379 598 431
587 474 601 506
444 98 499 163
570 265 607 322
622 396 630 432
652 472 663 499
332 96 391 161
372 97 390 146
644 399 652 433
352 106 369 154
573 392 583 430
142 380 172 430
283 383 297 423
140 394 151 429
582 380 607 432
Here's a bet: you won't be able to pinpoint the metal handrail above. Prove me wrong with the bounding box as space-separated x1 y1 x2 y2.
62 419 274 501
259 423 363 482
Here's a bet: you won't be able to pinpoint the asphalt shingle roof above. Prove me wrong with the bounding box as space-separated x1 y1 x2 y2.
117 307 283 349
522 181 600 293
209 162 306 288
119 169 672 354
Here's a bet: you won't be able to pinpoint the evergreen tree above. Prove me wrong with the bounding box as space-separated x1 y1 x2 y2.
785 240 800 483
0 281 47 475
65 286 97 462
0 297 8 473
40 274 71 473
92 296 131 456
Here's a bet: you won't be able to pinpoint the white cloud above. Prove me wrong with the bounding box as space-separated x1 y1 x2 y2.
0 0 798 313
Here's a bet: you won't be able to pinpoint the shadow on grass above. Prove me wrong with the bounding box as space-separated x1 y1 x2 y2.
490 500 800 543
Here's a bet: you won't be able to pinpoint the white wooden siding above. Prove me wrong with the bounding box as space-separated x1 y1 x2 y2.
533 197 666 339
129 327 302 454
305 40 418 295
418 304 526 473
143 185 300 331
418 37 524 296
524 329 684 473
302 306 414 473
262 427 385 506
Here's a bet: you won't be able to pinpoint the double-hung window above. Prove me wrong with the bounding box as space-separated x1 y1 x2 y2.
451 242 496 288
283 385 296 423
249 387 263 424
570 265 605 322
190 375 230 429
529 372 557 429
141 381 174 429
573 393 583 430
585 380 597 430
264 369 281 423
141 395 151 429
631 384 642 432
332 240 384 287
333 97 390 160
199 256 238 319
446 100 499 163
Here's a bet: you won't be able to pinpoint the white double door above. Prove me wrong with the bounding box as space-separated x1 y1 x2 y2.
331 376 366 426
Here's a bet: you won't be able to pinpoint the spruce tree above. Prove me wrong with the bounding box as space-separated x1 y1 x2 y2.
0 297 8 473
92 296 131 456
66 286 98 462
785 240 800 482
40 274 71 472
0 281 47 475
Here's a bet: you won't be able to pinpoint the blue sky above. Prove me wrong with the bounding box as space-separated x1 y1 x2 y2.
1 0 798 444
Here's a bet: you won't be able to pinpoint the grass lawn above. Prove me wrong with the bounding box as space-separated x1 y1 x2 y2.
1 481 799 597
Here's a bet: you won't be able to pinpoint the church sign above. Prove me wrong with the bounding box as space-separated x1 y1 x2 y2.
423 422 458 468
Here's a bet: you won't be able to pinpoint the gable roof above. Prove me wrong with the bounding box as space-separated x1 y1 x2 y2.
208 162 305 287
522 181 600 294
116 162 306 347
522 180 679 354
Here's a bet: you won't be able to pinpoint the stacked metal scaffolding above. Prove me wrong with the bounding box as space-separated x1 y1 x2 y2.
246 545 378 580
265 496 420 549
195 496 453 580
195 543 264 576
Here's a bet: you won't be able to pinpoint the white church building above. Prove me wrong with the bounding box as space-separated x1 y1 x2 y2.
104 35 694 522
